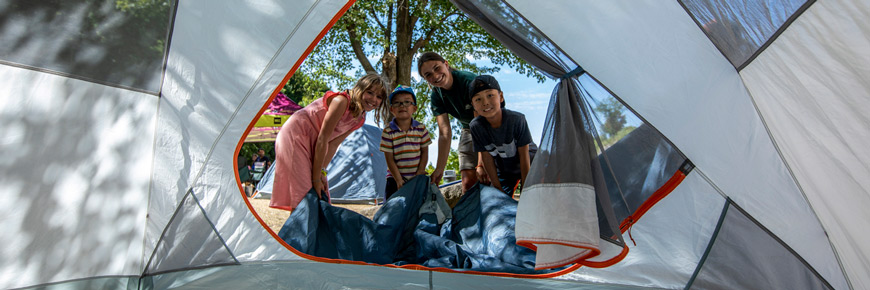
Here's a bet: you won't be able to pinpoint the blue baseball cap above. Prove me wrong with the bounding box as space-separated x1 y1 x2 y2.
389 85 416 104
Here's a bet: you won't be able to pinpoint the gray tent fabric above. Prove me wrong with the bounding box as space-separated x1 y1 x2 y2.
688 200 833 289
2 0 868 289
455 1 843 288
452 0 622 268
453 0 694 268
680 0 810 69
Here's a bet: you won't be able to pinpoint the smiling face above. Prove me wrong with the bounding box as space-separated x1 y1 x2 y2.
389 93 416 121
360 84 385 112
419 60 453 89
471 88 504 119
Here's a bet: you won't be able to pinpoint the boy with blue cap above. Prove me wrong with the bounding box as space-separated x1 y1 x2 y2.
380 86 433 200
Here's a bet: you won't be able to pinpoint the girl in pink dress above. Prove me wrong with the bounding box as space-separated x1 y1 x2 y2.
270 74 390 211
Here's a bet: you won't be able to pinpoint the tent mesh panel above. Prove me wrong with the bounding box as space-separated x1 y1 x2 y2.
680 0 808 68
0 0 174 92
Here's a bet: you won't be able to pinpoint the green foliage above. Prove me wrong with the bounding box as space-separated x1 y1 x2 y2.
298 0 545 134
594 98 627 138
239 143 274 166
114 0 172 54
424 148 458 185
280 71 330 106
600 126 637 148
445 148 460 173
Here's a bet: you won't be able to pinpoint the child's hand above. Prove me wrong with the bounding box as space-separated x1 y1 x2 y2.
396 178 405 189
313 174 328 199
430 169 444 184
313 179 324 199
476 166 490 184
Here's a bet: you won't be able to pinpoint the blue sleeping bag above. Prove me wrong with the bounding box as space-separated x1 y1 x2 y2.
277 175 557 274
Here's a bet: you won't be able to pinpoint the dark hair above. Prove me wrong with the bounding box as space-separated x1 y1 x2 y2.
416 52 450 75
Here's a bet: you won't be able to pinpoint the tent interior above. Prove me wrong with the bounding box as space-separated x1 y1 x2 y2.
1 0 867 289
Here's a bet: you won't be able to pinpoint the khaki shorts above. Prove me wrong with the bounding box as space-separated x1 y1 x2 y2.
458 128 479 171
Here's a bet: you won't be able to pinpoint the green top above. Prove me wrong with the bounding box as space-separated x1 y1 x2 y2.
429 70 477 129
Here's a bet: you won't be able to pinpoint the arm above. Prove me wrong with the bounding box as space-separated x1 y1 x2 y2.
480 151 502 192
384 152 405 189
326 128 354 165
430 113 452 184
518 144 531 190
476 152 490 184
471 110 489 183
415 146 429 176
312 95 349 197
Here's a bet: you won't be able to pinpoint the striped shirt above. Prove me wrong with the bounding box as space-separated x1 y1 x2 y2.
380 119 432 179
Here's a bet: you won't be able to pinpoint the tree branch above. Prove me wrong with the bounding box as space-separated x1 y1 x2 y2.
411 11 458 52
384 2 393 53
369 3 386 32
409 0 428 28
347 23 376 74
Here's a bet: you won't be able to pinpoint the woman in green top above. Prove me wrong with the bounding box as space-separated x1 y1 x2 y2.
418 52 496 192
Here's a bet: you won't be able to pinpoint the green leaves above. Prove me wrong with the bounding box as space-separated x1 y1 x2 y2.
290 0 545 132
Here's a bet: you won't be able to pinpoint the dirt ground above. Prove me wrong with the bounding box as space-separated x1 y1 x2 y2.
246 182 465 233
247 197 381 233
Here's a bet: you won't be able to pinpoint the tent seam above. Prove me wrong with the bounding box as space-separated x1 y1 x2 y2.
675 0 732 70
142 0 181 277
154 0 180 99
742 71 850 288
0 59 160 96
735 0 818 72
7 275 141 290
189 190 242 264
685 199 729 289
693 169 729 200
497 1 584 73
142 189 195 275
176 0 323 264
736 0 852 283
727 199 836 289
183 0 321 194
139 262 242 278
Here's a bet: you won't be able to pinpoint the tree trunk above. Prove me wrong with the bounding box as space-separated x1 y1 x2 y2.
382 52 396 86
394 0 413 86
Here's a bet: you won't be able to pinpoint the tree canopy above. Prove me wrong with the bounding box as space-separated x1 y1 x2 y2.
295 0 544 132
280 71 330 107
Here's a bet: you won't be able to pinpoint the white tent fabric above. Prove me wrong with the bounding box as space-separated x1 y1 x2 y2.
505 1 830 277
1 0 868 289
740 2 870 289
146 0 349 273
0 65 154 286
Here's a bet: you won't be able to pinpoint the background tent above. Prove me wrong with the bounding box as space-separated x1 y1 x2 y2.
1 0 867 289
244 93 302 143
255 124 387 202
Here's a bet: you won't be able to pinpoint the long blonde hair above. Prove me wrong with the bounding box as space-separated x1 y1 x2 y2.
348 73 390 125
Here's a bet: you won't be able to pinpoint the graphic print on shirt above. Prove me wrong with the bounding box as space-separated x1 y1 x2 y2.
484 139 517 159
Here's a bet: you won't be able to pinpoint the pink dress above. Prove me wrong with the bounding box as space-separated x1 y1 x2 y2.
270 91 365 211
